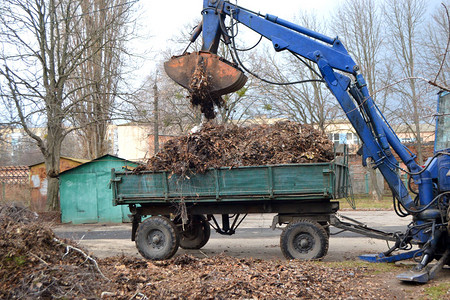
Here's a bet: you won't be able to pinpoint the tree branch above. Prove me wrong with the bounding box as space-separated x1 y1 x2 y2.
433 3 450 84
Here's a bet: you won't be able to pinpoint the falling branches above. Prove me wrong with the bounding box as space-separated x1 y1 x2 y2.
188 61 225 119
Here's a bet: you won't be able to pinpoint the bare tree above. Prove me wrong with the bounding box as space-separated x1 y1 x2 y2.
332 0 385 200
0 0 135 210
332 0 385 107
424 2 450 87
136 67 201 136
217 83 262 125
251 12 339 133
383 0 430 165
66 0 135 159
0 128 42 166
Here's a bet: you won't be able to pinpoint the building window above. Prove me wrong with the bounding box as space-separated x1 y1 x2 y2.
328 133 340 144
400 137 416 143
328 132 359 145
347 132 360 145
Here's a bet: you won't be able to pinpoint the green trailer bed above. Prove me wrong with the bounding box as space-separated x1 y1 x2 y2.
112 162 349 204
110 160 350 261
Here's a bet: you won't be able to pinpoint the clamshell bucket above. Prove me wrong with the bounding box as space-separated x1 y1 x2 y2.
164 51 247 96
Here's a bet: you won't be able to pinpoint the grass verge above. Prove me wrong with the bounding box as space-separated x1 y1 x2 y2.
339 195 394 210
424 282 450 300
315 260 408 273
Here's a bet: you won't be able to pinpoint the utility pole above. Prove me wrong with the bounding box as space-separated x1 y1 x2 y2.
153 73 159 154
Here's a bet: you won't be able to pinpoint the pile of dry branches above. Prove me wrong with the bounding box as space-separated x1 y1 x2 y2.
144 121 334 175
0 204 109 299
0 203 38 224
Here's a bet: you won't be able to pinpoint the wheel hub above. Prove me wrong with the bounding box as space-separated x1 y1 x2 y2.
148 230 165 249
152 235 161 244
293 233 314 253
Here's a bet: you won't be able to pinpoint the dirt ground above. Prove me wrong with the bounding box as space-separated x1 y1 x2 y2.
1 204 449 299
51 211 450 299
66 235 450 299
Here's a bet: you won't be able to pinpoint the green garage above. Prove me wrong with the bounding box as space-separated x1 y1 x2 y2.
59 154 138 224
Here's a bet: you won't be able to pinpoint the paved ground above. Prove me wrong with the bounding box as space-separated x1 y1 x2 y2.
53 210 414 261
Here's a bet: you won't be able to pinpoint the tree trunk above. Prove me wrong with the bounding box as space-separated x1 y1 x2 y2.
44 121 63 211
46 176 60 211
153 78 159 154
367 166 383 201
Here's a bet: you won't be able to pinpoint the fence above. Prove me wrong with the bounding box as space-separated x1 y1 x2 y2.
0 166 30 204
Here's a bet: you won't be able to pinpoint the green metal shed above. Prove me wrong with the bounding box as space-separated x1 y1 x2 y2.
59 154 138 224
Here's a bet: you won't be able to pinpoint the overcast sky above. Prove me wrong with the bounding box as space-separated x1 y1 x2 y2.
142 0 343 52
134 0 443 77
131 0 347 77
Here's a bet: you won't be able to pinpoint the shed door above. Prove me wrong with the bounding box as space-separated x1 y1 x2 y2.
60 174 98 223
96 171 125 223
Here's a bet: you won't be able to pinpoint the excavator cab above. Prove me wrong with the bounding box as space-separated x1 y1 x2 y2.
435 91 450 152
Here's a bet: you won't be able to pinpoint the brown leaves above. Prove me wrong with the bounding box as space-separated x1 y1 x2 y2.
145 121 335 175
0 204 397 299
102 254 391 300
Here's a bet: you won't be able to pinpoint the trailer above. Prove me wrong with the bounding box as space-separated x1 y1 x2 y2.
111 159 351 260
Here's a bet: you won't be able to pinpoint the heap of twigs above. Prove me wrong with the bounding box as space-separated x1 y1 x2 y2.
144 121 334 175
0 204 109 299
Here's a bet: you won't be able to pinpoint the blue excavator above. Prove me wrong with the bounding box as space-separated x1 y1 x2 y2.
164 0 450 283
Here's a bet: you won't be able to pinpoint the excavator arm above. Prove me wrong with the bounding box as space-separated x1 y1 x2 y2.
165 0 425 210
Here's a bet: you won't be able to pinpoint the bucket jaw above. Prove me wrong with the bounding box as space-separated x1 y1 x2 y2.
164 51 247 97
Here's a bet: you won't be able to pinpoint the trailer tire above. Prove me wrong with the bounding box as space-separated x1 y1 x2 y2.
178 215 211 249
280 219 329 260
135 216 179 260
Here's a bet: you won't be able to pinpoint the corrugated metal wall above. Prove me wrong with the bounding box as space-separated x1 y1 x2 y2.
59 155 137 224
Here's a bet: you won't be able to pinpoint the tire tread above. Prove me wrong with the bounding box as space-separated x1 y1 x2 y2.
280 219 329 260
135 216 179 260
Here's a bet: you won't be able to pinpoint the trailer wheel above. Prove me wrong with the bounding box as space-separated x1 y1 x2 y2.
135 216 179 260
178 215 211 249
280 219 329 260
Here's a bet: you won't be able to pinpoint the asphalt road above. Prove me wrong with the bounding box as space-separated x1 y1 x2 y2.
53 210 415 262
